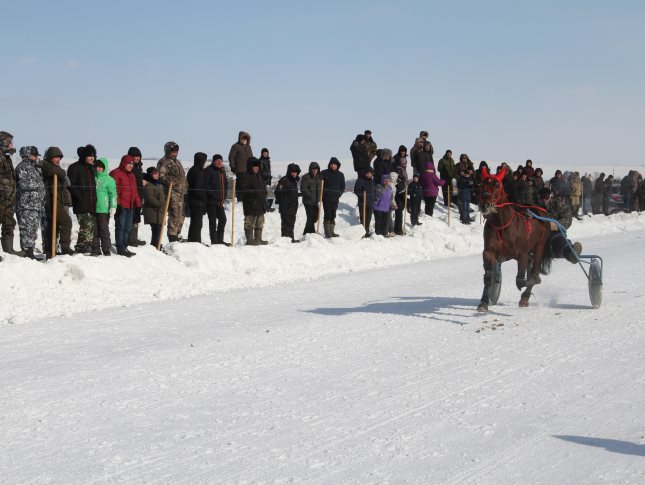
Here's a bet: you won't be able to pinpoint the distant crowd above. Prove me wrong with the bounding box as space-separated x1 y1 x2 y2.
0 129 642 262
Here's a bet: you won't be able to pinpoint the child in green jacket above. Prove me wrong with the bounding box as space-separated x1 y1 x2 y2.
92 158 117 256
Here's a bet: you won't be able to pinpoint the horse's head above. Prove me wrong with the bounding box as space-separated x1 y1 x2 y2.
479 166 507 217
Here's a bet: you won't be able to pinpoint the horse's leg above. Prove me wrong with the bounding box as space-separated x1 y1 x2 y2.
478 250 495 312
520 284 532 307
527 242 544 287
516 253 529 291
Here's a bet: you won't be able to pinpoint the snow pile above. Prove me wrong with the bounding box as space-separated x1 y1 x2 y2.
1 194 644 325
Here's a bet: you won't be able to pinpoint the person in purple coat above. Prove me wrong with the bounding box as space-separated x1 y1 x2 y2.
374 175 393 236
420 158 446 216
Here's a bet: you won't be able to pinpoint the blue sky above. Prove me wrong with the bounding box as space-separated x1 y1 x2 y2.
4 0 644 170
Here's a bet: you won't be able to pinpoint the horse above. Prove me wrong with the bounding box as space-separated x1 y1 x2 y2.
477 167 553 312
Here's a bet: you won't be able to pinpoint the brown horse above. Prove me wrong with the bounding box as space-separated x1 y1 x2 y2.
477 167 552 312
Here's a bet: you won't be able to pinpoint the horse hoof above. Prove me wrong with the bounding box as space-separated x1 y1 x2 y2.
516 277 527 290
519 297 529 307
477 303 489 312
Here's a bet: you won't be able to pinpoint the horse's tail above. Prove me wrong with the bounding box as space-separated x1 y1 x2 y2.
540 238 554 275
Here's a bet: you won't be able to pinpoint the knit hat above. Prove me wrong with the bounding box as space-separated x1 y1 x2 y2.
212 154 223 162
250 157 261 168
356 134 365 143
44 146 63 160
146 166 159 175
127 146 142 158
364 130 372 136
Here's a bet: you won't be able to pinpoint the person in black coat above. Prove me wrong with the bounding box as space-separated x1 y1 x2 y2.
354 167 375 237
238 157 268 245
321 157 345 238
373 149 393 186
67 144 97 252
186 152 207 243
350 134 370 176
204 154 230 245
592 173 605 214
275 163 301 242
408 174 423 225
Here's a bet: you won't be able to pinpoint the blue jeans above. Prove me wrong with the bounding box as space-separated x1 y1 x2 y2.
459 188 472 222
623 192 632 212
115 207 134 250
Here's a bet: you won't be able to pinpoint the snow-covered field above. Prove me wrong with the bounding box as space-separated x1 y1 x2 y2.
1 217 645 482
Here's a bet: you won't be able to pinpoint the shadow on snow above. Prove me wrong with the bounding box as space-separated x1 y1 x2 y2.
553 435 645 457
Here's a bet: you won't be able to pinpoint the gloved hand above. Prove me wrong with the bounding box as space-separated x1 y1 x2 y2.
549 221 559 231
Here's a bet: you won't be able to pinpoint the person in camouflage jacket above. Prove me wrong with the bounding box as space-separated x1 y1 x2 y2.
538 187 581 264
0 131 17 257
364 130 377 161
41 147 74 257
15 146 45 258
157 141 187 242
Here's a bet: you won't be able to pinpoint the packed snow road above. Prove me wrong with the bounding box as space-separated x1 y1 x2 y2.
1 230 644 483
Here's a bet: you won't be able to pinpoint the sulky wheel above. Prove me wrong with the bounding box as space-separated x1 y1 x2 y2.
588 259 603 309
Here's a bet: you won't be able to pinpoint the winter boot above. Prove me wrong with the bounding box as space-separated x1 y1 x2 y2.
245 228 257 246
565 242 582 264
2 237 24 256
330 223 339 238
59 245 75 256
129 225 147 246
168 234 179 243
323 221 332 238
254 229 269 245
24 247 38 260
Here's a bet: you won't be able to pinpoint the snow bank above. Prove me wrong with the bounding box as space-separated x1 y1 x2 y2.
1 194 644 325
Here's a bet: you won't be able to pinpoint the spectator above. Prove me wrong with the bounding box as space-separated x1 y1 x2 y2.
186 152 208 243
419 152 445 217
41 147 74 257
275 163 301 242
15 146 45 259
354 166 375 237
67 144 97 253
204 154 230 246
408 174 423 226
228 131 253 180
91 158 117 256
127 146 146 246
238 157 268 245
157 141 187 242
110 155 142 257
0 131 17 258
524 159 535 177
300 161 322 236
621 170 637 213
533 167 545 193
258 148 274 212
143 167 165 248
410 138 425 176
321 157 345 238
437 149 457 207
373 175 394 236
350 134 370 176
570 171 582 218
638 174 645 213
364 130 377 161
582 173 593 216
603 175 614 215
457 154 475 224
549 170 570 199
374 149 394 195
592 173 605 214
392 147 409 235
473 161 489 205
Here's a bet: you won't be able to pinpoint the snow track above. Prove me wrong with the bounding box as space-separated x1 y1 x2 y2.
1 230 645 483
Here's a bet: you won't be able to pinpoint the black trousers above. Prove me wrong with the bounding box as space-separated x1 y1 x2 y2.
303 204 318 234
424 196 438 216
374 211 389 236
150 223 161 247
323 200 338 222
281 212 296 239
410 198 422 224
92 213 111 252
359 206 373 234
206 205 227 244
188 203 204 243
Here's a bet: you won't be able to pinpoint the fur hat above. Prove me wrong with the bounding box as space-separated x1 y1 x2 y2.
164 141 179 155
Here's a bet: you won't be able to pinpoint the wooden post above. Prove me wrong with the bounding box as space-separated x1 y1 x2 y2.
362 190 367 233
230 179 236 246
157 182 173 251
447 183 452 227
403 185 408 234
316 179 325 234
51 174 58 258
